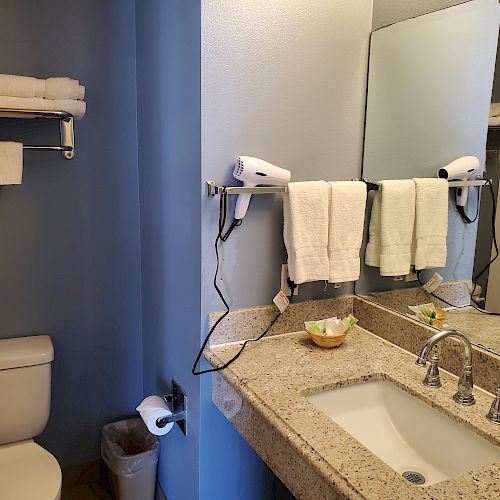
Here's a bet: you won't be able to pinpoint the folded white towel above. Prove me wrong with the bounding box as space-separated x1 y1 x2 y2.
45 77 85 101
0 74 45 98
51 99 86 119
0 74 85 100
365 180 416 276
0 96 86 119
412 178 448 270
489 116 500 126
283 181 330 284
490 102 500 117
0 142 23 185
0 95 53 111
328 181 367 283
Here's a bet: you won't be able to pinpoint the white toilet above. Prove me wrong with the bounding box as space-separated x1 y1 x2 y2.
0 335 62 500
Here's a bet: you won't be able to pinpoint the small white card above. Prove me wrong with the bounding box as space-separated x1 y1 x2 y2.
423 272 443 293
273 290 290 313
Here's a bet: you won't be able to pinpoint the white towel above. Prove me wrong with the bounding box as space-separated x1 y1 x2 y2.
365 180 416 276
0 74 85 100
0 96 86 120
283 181 330 284
51 99 86 119
45 77 85 101
490 102 500 117
0 95 53 111
489 116 500 127
0 74 45 98
328 181 367 283
412 178 448 270
0 142 23 185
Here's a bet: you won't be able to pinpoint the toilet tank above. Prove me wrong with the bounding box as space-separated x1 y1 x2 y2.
0 335 54 445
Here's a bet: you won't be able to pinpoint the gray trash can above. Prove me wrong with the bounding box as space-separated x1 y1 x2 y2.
101 418 160 500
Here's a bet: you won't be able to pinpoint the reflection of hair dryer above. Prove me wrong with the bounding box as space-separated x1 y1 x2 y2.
437 156 480 207
233 156 291 220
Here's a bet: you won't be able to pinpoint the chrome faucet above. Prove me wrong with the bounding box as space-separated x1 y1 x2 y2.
416 329 475 406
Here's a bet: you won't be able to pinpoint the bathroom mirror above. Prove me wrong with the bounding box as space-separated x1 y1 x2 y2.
356 0 500 354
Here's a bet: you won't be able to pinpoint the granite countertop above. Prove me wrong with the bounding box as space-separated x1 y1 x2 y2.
206 327 500 499
445 307 500 354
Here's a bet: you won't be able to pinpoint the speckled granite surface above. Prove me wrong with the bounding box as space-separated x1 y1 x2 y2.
367 280 473 312
208 295 500 393
353 297 500 394
207 296 353 346
207 328 500 500
445 307 500 355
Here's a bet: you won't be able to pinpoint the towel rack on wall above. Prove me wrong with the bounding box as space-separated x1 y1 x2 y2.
206 180 287 197
206 178 489 197
363 177 488 191
0 108 75 159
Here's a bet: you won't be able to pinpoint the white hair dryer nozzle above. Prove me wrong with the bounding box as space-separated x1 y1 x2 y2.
232 156 291 220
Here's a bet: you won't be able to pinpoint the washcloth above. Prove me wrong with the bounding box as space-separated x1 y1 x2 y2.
0 96 86 119
0 142 23 185
283 181 330 284
365 180 416 276
412 178 448 270
490 102 500 117
328 181 367 283
0 74 85 100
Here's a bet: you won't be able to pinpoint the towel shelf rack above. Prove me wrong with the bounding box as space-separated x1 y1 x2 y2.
363 177 488 191
207 180 287 197
0 108 75 159
207 178 489 197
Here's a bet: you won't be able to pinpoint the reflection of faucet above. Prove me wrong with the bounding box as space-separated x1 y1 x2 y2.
416 329 475 406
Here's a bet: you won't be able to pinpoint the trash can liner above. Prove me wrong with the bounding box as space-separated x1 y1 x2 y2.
101 418 160 477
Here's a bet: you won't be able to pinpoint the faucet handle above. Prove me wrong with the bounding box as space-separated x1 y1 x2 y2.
487 388 500 424
423 353 441 388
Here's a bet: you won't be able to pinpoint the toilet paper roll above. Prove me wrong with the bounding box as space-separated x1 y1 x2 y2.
136 395 174 436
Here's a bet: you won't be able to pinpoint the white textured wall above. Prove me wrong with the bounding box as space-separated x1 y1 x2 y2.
201 0 373 310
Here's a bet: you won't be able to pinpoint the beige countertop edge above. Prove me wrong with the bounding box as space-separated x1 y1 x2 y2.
205 327 500 500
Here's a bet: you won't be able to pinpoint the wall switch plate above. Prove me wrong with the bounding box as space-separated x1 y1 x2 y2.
281 264 297 297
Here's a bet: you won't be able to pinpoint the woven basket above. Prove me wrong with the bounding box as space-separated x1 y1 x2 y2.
307 329 350 348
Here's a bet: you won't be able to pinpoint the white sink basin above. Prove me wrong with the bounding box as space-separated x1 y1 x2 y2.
307 380 500 486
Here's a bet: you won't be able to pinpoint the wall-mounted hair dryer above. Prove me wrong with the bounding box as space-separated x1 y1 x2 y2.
437 156 480 207
233 156 291 220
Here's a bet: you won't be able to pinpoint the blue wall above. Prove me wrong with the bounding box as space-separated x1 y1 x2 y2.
135 1 201 499
0 0 143 467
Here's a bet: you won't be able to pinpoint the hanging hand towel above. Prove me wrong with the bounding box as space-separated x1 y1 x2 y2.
328 181 367 283
490 102 500 117
283 181 330 284
365 180 416 276
412 178 448 270
0 142 23 185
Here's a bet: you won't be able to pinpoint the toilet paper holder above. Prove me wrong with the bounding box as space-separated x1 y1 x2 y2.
157 378 187 436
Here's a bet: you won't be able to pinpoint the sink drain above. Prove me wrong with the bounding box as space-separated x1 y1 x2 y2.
402 470 426 485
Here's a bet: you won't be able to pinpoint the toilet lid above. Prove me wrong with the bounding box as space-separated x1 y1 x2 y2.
0 440 61 500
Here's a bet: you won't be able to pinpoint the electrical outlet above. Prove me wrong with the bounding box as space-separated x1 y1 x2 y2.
405 269 418 282
281 264 298 297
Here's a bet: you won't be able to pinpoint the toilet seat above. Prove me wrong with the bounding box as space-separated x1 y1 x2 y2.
0 440 62 500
